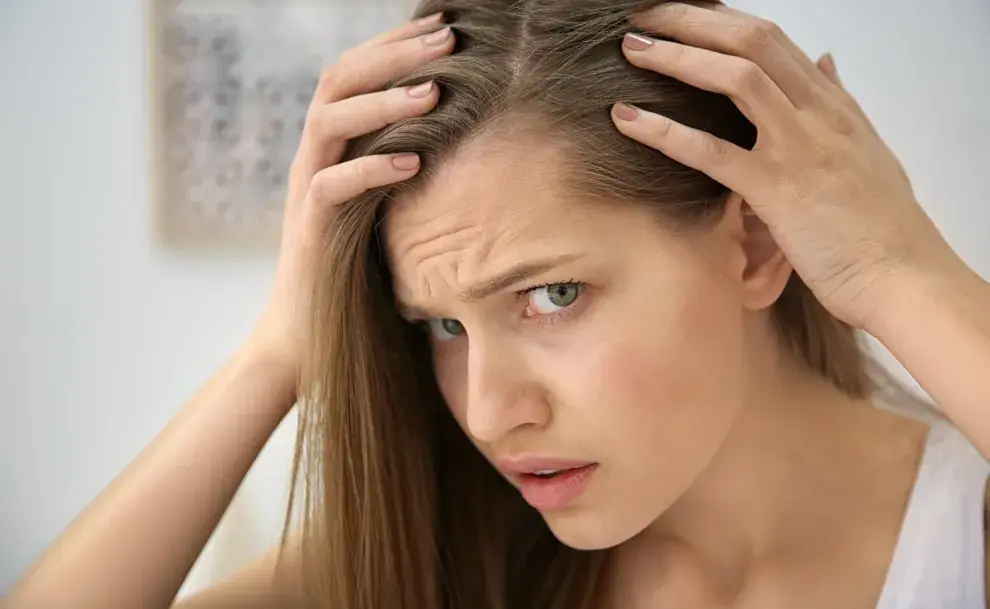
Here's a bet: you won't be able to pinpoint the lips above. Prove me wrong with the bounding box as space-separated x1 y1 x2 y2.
495 456 599 511
496 456 596 476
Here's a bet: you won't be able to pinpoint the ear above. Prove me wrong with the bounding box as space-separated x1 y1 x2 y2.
719 192 793 311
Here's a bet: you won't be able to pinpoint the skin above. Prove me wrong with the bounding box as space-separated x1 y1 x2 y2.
611 5 990 460
386 138 754 550
609 4 990 604
389 3 990 605
384 133 929 608
6 4 990 609
3 13 454 609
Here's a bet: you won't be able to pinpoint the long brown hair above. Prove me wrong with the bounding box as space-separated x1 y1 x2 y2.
285 1 871 607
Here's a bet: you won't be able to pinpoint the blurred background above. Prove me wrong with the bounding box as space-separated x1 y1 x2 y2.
0 0 987 599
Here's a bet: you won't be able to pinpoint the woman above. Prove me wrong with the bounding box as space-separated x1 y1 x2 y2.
7 0 990 608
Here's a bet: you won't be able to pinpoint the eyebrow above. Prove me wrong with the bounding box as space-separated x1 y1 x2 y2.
397 252 585 319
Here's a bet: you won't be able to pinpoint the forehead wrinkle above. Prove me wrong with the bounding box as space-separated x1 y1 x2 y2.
389 194 512 275
400 219 483 262
389 199 565 311
384 133 580 316
409 228 480 304
390 208 490 275
386 216 489 317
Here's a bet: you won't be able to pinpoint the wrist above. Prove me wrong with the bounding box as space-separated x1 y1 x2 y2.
234 344 300 420
246 308 297 364
865 256 989 344
241 323 299 384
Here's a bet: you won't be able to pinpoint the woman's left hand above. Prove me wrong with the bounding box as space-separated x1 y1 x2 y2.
610 2 964 332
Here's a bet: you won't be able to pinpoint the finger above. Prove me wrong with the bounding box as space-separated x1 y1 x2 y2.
815 53 882 138
314 26 454 104
295 81 439 175
611 103 757 196
632 3 821 108
816 53 842 87
710 4 837 93
622 33 799 140
304 81 439 145
301 154 422 237
361 12 445 49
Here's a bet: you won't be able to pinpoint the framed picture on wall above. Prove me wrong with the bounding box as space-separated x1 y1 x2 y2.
148 0 412 248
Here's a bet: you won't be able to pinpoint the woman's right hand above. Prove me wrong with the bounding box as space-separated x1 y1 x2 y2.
249 12 454 380
2 16 455 609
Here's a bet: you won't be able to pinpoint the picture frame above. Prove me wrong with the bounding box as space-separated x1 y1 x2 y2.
148 0 414 249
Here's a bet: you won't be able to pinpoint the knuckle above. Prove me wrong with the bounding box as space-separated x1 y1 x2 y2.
655 115 675 138
830 109 858 137
349 159 374 189
728 61 767 96
317 65 340 94
307 170 329 206
738 19 778 54
374 92 399 124
665 41 687 65
699 132 729 160
757 18 784 40
306 97 368 143
303 105 336 142
302 104 323 133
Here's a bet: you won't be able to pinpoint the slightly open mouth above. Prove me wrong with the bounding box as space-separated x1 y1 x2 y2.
515 463 599 510
522 464 596 480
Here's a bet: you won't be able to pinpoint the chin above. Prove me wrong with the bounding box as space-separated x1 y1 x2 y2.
539 504 652 551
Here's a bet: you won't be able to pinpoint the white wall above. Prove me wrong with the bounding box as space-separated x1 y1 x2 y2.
1 0 988 598
0 0 405 596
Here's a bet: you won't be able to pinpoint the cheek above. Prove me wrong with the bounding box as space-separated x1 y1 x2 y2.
567 310 746 434
559 271 749 489
568 279 747 419
532 275 749 547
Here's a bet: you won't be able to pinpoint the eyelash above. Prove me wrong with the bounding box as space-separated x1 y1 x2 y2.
515 278 580 297
413 279 586 339
517 278 585 327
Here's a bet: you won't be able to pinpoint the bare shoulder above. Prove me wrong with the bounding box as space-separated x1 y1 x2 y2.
172 532 304 609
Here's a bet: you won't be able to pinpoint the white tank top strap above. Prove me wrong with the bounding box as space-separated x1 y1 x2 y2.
876 419 990 608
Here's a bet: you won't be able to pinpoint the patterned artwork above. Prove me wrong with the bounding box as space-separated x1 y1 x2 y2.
152 0 411 247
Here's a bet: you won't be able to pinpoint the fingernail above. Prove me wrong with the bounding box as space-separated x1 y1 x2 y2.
417 12 444 25
623 33 655 51
392 153 421 170
407 80 435 98
825 52 838 72
423 26 451 46
613 103 640 121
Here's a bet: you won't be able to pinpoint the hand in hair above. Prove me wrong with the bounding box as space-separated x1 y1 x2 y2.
610 1 965 334
612 1 990 458
248 12 454 378
1 15 457 609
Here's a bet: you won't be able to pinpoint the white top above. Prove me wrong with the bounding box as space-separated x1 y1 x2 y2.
876 419 990 608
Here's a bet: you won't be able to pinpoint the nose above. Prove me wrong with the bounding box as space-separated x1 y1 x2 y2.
463 334 550 444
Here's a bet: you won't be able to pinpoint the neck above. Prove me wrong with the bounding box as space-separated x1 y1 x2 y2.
655 365 868 557
610 348 927 603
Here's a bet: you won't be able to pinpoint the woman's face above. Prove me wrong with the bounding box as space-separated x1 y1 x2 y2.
384 140 767 550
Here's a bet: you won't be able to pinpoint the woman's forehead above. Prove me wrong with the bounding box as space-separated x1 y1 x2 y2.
383 141 576 263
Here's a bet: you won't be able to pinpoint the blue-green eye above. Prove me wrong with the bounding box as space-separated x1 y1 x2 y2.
427 318 465 342
528 283 582 314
